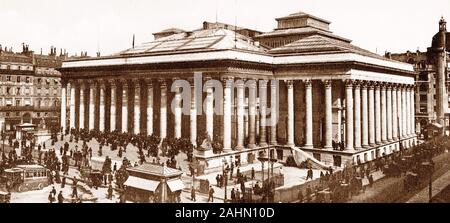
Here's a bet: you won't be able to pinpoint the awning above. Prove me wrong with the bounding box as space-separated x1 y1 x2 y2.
167 179 185 192
124 176 160 192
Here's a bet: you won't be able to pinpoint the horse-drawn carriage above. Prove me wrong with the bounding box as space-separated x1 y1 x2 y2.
0 165 49 192
0 191 11 203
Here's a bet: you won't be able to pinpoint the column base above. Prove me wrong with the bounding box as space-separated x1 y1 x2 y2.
369 143 376 147
286 143 295 147
303 144 313 149
387 138 394 142
259 142 269 147
354 146 362 150
223 148 232 153
323 146 332 150
375 141 382 145
235 145 244 150
248 144 257 149
362 144 370 148
270 141 278 145
381 140 388 144
392 137 398 141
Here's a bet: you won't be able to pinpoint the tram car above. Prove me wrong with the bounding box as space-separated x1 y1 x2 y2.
0 165 50 192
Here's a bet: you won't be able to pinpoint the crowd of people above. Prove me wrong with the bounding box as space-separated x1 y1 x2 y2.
295 136 450 203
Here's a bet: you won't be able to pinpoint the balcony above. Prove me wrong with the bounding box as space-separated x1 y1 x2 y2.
0 105 60 112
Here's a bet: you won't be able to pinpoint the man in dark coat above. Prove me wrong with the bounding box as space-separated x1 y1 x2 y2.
251 167 255 180
207 186 214 202
191 186 196 201
57 191 64 203
230 188 236 203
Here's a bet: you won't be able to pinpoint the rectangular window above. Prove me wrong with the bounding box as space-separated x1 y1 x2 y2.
25 77 30 83
16 100 20 106
6 76 11 81
17 76 20 82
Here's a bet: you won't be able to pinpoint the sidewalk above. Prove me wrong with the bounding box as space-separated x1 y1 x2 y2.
407 164 450 203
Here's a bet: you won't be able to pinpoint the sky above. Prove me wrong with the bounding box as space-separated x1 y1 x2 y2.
0 0 449 56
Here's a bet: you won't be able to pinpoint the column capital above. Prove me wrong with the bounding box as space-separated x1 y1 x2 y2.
145 78 153 86
322 79 332 88
158 78 167 87
132 78 142 84
344 79 354 88
86 79 96 86
353 80 361 89
120 79 129 87
107 79 117 86
258 79 269 87
285 80 294 88
221 76 234 87
61 79 68 87
304 79 312 88
98 81 106 89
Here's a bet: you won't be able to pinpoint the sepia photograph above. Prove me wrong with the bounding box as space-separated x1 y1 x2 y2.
0 0 450 208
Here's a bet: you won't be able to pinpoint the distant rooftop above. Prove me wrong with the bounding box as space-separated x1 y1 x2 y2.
119 28 266 56
127 163 183 178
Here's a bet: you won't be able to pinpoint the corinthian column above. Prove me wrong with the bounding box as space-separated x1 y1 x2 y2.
248 79 257 149
160 79 167 139
69 81 76 129
99 81 106 132
133 79 141 135
173 79 182 138
146 80 153 135
361 82 369 148
121 80 129 133
286 80 295 147
353 81 361 149
61 80 67 132
397 85 403 139
305 79 313 149
189 80 196 146
109 80 117 131
259 79 268 147
223 77 233 151
410 86 416 136
387 85 393 141
381 84 387 143
236 80 245 150
79 81 85 129
392 85 398 140
270 80 278 145
402 86 407 138
205 81 214 140
88 81 95 130
375 83 381 145
368 83 375 146
345 80 354 151
324 80 333 149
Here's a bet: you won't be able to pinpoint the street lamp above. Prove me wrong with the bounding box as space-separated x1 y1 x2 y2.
257 150 277 203
222 158 230 203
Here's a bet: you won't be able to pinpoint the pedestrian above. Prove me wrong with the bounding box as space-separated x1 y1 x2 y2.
72 185 78 198
107 184 113 199
216 174 220 187
191 186 196 201
48 191 55 203
207 186 214 202
113 163 117 173
251 167 255 180
51 186 56 196
235 189 241 203
57 191 64 203
230 188 236 203
61 176 66 188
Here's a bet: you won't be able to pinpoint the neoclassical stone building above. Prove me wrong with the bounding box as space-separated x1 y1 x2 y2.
59 11 417 168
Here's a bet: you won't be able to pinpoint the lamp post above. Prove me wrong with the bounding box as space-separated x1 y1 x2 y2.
258 149 278 203
222 158 230 203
